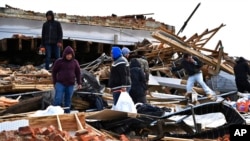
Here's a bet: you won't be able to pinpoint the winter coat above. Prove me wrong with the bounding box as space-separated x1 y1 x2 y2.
129 58 147 97
52 46 82 86
42 11 63 46
234 57 250 82
108 56 131 91
172 56 203 76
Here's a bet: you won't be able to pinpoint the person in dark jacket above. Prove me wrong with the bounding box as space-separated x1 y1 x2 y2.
109 46 131 105
122 47 150 83
129 58 147 104
172 53 216 99
52 46 82 113
41 10 63 70
233 57 250 93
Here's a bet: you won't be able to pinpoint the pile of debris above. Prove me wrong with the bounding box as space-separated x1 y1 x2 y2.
0 4 249 141
0 64 53 93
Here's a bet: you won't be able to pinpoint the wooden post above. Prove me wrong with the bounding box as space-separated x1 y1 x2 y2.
72 40 76 51
0 39 7 51
31 38 35 50
18 38 22 50
215 43 223 74
97 43 103 54
151 30 234 74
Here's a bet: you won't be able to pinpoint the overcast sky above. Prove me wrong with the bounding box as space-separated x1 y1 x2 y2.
0 0 249 59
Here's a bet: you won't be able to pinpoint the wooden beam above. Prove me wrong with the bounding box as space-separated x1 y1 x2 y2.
215 45 223 74
29 112 85 131
151 30 234 74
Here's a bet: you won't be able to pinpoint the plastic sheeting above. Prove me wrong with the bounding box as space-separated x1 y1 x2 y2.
207 71 237 93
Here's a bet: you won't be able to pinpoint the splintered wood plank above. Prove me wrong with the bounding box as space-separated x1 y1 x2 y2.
12 83 53 91
151 30 234 74
29 112 85 131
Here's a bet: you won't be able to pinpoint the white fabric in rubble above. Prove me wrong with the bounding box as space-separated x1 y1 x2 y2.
29 105 64 117
183 112 227 129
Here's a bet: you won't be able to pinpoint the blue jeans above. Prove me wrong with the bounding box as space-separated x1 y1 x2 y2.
186 72 215 95
45 44 60 70
53 82 74 113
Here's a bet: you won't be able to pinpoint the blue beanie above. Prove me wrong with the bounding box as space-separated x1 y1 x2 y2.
112 46 122 60
122 47 130 56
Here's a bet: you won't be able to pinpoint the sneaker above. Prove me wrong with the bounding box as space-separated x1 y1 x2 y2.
207 94 217 101
185 93 192 100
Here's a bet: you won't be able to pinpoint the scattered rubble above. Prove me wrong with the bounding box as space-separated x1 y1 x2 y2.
1 4 250 141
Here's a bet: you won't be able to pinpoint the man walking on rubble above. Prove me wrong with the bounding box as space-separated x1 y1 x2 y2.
233 57 250 93
41 10 63 70
171 53 216 100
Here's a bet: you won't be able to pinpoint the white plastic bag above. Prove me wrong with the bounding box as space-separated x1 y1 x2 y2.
111 91 137 113
29 105 64 117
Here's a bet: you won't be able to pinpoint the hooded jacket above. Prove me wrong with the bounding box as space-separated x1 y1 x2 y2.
172 56 203 76
129 58 147 97
109 47 131 91
42 10 63 46
52 46 82 86
234 57 250 81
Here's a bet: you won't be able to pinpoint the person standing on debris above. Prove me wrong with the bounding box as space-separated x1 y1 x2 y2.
122 47 150 96
129 58 147 104
233 57 250 93
52 46 82 113
41 10 63 70
171 53 216 100
109 46 131 105
122 47 150 83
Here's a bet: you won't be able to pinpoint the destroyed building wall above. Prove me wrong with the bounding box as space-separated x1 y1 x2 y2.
0 5 175 65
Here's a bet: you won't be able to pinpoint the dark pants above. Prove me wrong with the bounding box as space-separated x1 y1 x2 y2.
53 82 74 113
236 79 250 93
130 95 147 104
45 44 60 70
112 91 121 106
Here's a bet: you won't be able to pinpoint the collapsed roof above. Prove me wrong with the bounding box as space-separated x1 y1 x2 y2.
0 5 175 45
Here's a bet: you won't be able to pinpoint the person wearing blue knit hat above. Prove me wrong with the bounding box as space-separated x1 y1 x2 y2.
111 46 122 60
109 46 131 105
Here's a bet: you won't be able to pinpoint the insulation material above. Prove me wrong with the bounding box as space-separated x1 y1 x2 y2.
207 71 237 93
0 119 28 132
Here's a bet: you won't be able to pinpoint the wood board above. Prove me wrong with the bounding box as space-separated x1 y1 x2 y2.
29 112 85 131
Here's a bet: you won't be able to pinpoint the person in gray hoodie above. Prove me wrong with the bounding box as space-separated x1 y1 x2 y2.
52 46 82 113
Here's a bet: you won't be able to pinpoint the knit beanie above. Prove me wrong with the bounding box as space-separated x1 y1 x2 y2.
112 46 122 60
122 47 130 56
46 10 54 17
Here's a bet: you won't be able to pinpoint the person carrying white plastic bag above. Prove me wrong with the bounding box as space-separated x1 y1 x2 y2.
111 91 137 113
108 46 135 113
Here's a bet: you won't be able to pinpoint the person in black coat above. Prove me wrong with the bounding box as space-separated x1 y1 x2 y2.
233 57 250 93
129 58 147 104
171 53 216 100
41 10 63 70
109 46 131 105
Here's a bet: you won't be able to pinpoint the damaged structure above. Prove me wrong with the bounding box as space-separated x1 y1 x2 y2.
0 4 249 141
0 4 174 65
